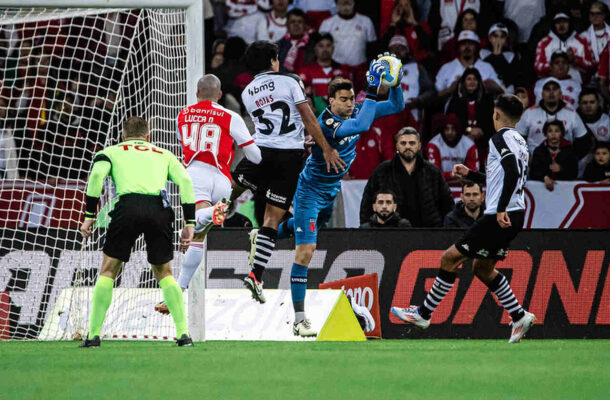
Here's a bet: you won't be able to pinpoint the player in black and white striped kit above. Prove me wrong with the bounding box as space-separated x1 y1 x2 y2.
392 95 536 343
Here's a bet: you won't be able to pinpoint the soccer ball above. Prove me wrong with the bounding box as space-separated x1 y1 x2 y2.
377 55 403 88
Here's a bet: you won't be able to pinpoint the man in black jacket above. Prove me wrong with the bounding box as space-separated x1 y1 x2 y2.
359 127 454 227
360 190 412 228
444 181 485 228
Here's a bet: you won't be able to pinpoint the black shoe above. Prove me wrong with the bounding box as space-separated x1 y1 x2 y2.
176 334 193 347
80 335 100 348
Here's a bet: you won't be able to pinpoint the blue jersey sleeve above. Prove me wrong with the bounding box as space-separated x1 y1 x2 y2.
374 86 405 119
332 98 377 139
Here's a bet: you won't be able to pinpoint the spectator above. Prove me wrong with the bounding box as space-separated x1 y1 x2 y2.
445 67 495 152
534 12 595 80
514 86 532 109
534 52 581 106
210 39 226 69
210 36 250 109
583 142 610 182
578 88 610 143
437 9 482 67
359 127 454 227
599 42 610 99
380 0 433 64
360 190 412 228
530 120 578 191
386 34 435 122
299 33 350 106
583 1 610 63
427 113 478 182
0 98 19 179
480 23 522 89
277 8 315 73
443 181 484 227
319 0 377 79
429 0 496 51
516 78 589 155
262 0 290 42
502 0 546 44
435 31 503 99
347 123 384 180
224 0 272 44
292 0 337 30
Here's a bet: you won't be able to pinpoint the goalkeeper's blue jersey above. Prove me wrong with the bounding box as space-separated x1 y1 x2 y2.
302 103 365 187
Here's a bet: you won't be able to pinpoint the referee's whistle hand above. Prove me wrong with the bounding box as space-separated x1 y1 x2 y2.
80 220 94 238
497 212 512 228
324 149 347 173
180 226 194 252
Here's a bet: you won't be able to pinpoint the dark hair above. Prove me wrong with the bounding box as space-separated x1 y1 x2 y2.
542 119 565 137
124 116 149 138
374 190 397 203
494 94 524 122
462 181 482 192
394 126 420 142
224 36 247 61
579 87 601 101
245 41 279 73
594 141 610 152
457 66 484 100
287 8 306 20
454 9 481 37
313 32 334 46
328 78 353 98
551 51 569 63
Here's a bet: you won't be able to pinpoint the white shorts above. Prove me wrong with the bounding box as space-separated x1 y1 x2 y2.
186 160 232 205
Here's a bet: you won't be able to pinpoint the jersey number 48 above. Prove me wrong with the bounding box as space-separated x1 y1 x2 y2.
181 123 221 155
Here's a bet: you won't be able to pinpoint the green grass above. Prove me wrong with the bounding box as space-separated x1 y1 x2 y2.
1 340 609 400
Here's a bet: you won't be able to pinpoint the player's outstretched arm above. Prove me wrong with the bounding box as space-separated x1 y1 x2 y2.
374 85 405 119
81 153 112 238
453 163 486 184
297 102 346 173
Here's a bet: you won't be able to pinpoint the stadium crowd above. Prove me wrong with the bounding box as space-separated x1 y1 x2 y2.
1 0 609 228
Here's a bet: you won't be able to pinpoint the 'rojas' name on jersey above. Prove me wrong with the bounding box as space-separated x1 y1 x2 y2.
242 72 308 150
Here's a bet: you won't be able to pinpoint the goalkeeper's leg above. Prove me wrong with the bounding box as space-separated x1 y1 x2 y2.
152 263 190 342
84 255 122 344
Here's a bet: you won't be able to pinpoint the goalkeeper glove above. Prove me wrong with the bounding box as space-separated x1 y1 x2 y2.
366 60 385 88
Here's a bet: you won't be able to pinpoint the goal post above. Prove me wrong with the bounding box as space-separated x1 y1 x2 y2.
0 0 206 341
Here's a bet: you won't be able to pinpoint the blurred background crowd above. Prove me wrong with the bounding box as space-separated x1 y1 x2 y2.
0 0 609 226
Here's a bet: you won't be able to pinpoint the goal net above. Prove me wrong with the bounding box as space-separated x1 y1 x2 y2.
0 3 203 340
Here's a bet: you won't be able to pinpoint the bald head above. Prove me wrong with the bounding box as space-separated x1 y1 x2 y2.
196 74 222 101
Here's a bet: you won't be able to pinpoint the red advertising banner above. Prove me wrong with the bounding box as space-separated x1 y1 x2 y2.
320 273 382 338
0 292 10 340
0 180 86 229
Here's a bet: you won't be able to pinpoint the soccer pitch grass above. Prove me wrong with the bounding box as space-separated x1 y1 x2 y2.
1 340 609 400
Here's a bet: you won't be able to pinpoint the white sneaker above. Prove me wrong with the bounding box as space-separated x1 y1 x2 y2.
248 228 258 267
391 306 430 329
293 318 317 337
350 296 375 333
508 311 536 343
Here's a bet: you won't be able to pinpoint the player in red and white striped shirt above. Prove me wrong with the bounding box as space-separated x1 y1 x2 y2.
156 75 261 313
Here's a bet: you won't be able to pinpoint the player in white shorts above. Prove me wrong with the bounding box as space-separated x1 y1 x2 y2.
155 74 261 314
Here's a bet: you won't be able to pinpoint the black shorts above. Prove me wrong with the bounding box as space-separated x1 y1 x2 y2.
232 147 304 210
103 194 175 265
455 211 524 261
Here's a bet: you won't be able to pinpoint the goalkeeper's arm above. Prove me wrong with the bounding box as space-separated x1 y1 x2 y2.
84 153 112 221
167 154 196 227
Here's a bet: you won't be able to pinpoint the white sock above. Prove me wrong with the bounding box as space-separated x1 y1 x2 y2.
295 312 306 324
195 207 214 231
177 242 205 289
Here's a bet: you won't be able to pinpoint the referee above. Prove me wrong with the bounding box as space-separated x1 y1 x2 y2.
79 117 196 347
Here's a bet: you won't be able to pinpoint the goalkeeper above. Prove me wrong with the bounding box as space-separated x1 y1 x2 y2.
79 117 196 347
